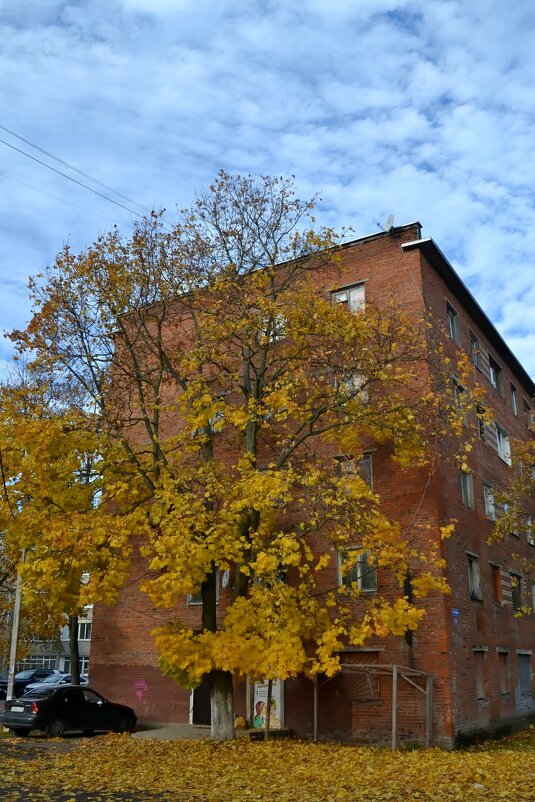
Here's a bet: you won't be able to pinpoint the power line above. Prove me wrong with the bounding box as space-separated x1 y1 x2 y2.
0 136 146 219
0 169 129 226
0 123 152 217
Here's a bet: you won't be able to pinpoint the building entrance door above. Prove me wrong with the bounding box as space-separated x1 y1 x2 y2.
192 676 211 725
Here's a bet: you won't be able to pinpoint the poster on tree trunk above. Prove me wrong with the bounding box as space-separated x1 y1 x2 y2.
253 679 284 729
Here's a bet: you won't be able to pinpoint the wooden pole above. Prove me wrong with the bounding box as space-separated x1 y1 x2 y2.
313 674 318 742
425 674 434 747
391 665 398 752
264 679 273 741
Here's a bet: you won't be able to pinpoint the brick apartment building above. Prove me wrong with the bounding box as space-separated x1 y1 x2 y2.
90 222 535 747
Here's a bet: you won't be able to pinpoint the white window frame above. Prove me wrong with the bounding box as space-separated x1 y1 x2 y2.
78 622 92 641
526 514 534 546
495 423 511 465
483 483 495 520
447 303 460 344
467 554 482 600
331 283 365 313
460 469 474 509
510 384 519 416
338 549 377 592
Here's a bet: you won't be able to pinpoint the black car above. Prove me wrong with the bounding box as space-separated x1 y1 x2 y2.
0 669 60 700
0 685 136 737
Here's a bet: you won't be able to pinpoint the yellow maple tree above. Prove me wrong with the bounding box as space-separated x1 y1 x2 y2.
9 173 478 738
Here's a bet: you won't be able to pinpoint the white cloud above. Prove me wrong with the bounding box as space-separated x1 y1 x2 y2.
0 0 533 381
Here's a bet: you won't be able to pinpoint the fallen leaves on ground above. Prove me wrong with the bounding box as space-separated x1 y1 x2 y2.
2 730 535 802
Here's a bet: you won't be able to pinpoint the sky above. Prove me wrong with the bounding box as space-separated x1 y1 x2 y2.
0 0 534 380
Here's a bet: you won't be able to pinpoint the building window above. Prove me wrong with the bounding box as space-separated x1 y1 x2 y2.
495 424 511 465
476 404 486 441
483 483 495 520
510 384 519 416
62 657 90 676
524 399 534 429
339 550 377 592
331 283 365 313
452 378 466 409
525 514 534 546
336 454 373 488
16 655 57 670
78 622 92 641
491 564 503 604
473 650 487 700
498 651 510 694
460 469 474 509
187 569 220 606
447 304 460 344
470 333 483 370
335 372 369 403
518 653 532 695
511 573 523 611
488 355 503 395
467 555 482 600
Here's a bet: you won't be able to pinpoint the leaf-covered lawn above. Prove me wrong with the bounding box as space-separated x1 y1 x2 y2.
2 730 535 802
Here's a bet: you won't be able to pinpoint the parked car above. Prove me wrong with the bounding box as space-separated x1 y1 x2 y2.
0 685 136 737
0 669 61 700
24 673 89 693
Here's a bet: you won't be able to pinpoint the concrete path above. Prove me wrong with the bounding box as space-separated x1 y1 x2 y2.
132 723 213 741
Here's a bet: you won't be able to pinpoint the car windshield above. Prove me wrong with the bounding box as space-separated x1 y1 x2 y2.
22 688 56 699
15 670 35 679
38 674 66 684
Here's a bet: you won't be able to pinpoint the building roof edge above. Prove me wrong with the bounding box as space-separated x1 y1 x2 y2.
401 238 534 396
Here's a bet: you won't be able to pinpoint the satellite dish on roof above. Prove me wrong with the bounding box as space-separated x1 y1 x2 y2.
384 214 394 232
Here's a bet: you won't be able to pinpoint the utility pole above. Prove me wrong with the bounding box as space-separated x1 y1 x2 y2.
6 551 24 701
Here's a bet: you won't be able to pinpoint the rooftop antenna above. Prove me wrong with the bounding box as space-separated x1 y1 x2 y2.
384 214 394 232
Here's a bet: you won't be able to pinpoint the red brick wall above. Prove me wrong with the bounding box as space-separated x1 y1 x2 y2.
90 224 534 745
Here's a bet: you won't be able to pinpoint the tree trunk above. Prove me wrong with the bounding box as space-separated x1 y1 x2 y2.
209 669 235 740
68 615 80 685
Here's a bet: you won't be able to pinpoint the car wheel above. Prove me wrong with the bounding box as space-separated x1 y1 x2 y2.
113 716 130 733
11 728 31 737
46 718 66 738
